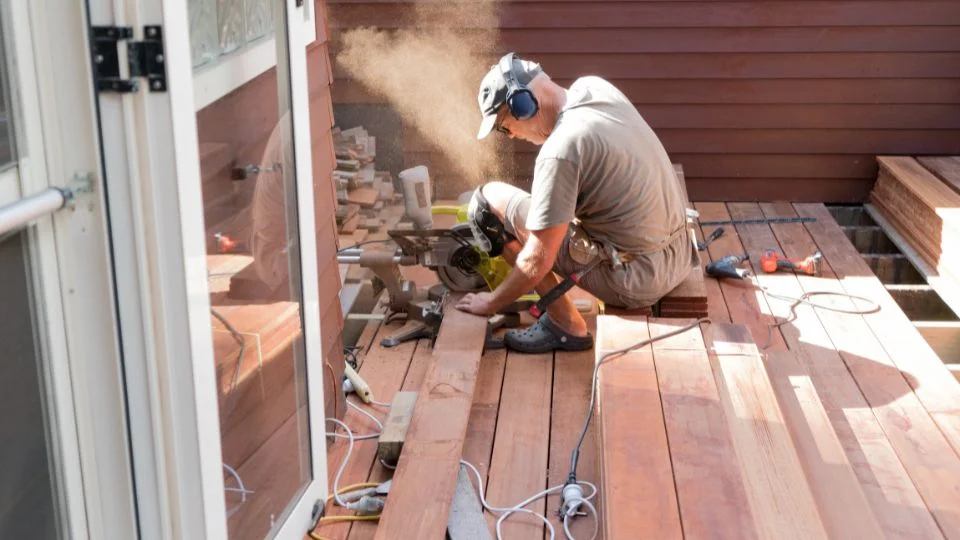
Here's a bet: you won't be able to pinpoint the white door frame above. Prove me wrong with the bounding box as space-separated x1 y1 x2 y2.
85 0 330 536
6 0 140 538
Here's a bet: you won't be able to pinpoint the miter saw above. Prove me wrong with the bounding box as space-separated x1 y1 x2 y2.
336 166 533 348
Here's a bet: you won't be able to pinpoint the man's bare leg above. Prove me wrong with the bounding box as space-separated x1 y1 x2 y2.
483 182 589 337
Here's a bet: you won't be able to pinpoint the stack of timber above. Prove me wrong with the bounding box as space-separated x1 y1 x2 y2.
659 164 708 318
333 126 398 235
868 156 960 308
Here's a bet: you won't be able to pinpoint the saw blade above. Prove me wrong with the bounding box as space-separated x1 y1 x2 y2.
436 263 486 292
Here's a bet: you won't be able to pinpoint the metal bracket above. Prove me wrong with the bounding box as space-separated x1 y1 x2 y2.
62 173 95 209
92 25 167 93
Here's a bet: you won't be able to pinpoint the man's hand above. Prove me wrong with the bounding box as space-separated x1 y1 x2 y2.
455 292 497 316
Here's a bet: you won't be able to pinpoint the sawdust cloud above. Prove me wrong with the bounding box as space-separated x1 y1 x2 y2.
335 2 512 191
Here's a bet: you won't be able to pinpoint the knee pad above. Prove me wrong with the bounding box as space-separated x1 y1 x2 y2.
467 187 514 257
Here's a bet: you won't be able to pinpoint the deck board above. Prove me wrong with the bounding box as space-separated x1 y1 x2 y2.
482 350 554 538
596 316 682 539
323 321 418 540
798 203 960 458
730 202 943 539
694 202 786 349
460 348 508 487
318 201 960 540
546 315 604 539
648 318 756 539
373 300 489 540
706 323 827 539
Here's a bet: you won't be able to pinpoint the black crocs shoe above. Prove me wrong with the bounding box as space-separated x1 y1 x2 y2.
503 314 594 354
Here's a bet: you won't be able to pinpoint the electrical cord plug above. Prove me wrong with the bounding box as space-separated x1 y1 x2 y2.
344 364 374 403
343 495 384 516
560 481 586 518
338 487 376 504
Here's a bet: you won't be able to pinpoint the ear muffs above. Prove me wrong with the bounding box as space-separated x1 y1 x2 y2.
499 52 539 120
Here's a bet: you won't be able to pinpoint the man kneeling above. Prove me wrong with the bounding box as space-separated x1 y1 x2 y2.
455 53 695 353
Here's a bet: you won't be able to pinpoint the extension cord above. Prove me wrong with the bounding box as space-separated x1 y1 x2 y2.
343 363 373 403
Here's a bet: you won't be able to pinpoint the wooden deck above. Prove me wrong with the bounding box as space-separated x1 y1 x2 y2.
318 202 960 539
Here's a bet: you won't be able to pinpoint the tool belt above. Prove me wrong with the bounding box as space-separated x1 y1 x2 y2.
568 220 688 269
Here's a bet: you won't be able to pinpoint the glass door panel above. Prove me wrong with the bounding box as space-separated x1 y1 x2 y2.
0 4 74 537
187 0 311 536
0 231 60 539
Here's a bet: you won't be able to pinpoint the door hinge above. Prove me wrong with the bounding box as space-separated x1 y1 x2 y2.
92 25 167 93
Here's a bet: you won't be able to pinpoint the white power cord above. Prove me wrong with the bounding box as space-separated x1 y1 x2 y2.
459 459 599 540
325 418 356 507
347 398 384 432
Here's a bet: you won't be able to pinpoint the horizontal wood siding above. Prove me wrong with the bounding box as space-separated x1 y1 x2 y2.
326 0 960 202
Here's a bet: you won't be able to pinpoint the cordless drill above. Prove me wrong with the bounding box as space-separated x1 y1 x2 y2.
760 249 822 276
705 254 750 280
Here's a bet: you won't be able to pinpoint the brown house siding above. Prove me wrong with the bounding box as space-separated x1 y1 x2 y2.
327 0 960 202
196 0 346 420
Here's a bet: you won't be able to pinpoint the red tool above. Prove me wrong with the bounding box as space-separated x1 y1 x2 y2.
215 232 244 253
760 249 822 276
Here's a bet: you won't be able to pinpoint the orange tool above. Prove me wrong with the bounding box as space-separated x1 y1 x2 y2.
214 232 244 253
760 249 822 276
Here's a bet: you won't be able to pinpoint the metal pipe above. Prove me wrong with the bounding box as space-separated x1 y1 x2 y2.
0 187 67 236
336 255 417 266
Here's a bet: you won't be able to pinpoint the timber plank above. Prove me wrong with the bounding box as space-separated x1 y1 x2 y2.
694 202 786 349
919 156 960 197
691 215 733 324
346 188 381 208
764 201 960 538
648 318 755 539
596 316 681 539
461 348 508 485
373 299 488 540
705 323 827 540
482 350 553 539
546 316 603 539
661 165 708 315
797 203 960 458
765 348 883 539
732 202 943 539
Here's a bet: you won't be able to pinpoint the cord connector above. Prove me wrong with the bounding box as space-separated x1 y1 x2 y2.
560 482 586 518
344 495 384 516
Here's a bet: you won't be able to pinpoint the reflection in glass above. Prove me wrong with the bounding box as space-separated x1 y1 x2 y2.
0 16 17 170
0 233 60 539
188 0 218 68
188 0 277 72
217 0 245 56
245 0 273 44
192 2 312 537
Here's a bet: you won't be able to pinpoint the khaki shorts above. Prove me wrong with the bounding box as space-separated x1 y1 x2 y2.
503 192 695 310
